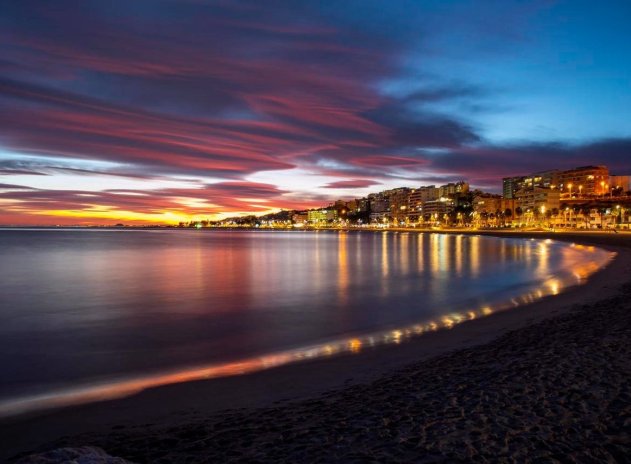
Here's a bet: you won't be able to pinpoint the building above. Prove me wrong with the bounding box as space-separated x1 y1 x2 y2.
503 176 525 199
368 192 389 214
521 170 559 190
439 181 469 198
422 198 455 220
408 186 439 222
387 187 412 224
473 193 502 215
346 198 369 213
558 165 609 198
408 186 438 212
610 175 630 194
292 212 308 224
515 187 560 215
307 209 338 224
500 198 517 216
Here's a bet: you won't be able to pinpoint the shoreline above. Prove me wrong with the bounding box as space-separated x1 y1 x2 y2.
2 231 631 461
0 234 612 420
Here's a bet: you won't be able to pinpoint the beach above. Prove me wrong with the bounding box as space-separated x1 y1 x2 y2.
3 231 631 463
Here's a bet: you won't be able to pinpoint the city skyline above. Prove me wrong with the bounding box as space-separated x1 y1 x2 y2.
2 1 631 225
210 163 630 228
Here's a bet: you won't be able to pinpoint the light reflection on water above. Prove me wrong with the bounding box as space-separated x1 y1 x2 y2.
0 230 614 417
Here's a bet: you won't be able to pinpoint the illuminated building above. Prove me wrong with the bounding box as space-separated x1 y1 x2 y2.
408 186 438 222
387 187 412 224
501 198 517 215
610 175 630 194
292 212 308 224
473 193 502 215
558 165 609 198
503 176 525 199
504 171 558 200
515 187 560 214
438 181 469 198
368 192 389 223
346 198 369 213
409 186 439 212
522 170 559 190
422 198 454 218
307 209 338 224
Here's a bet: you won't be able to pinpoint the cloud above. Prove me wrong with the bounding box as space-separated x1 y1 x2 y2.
422 138 631 191
323 179 381 189
0 1 629 223
0 178 325 225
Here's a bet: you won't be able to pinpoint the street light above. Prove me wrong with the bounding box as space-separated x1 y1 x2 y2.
578 185 583 197
568 183 573 198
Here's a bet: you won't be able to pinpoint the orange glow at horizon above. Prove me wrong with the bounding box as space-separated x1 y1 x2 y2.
0 205 290 225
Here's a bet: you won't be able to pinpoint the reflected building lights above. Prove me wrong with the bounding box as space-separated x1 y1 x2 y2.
349 338 362 353
337 232 349 302
417 233 425 272
0 237 616 420
469 236 480 277
455 234 463 276
439 235 448 273
400 232 410 275
430 234 440 274
381 232 389 278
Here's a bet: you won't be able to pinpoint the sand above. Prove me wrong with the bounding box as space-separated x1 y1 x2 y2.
3 231 631 462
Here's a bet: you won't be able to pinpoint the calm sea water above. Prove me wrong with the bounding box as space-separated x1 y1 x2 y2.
0 229 613 414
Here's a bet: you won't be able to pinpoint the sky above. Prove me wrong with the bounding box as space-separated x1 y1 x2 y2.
1 0 630 225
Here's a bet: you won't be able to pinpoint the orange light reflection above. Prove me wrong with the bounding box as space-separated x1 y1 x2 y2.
0 240 616 419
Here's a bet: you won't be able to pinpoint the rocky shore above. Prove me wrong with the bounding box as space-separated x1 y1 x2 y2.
6 232 631 463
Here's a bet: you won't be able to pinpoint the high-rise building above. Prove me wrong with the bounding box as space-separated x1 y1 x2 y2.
558 165 609 198
502 176 525 199
408 186 439 213
368 192 389 223
515 187 560 214
422 198 455 219
521 170 559 190
368 192 389 213
387 187 412 224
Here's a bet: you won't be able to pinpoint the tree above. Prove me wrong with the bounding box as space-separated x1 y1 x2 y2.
515 207 523 223
580 206 591 228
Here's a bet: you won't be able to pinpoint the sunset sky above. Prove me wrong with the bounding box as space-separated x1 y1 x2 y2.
1 0 630 225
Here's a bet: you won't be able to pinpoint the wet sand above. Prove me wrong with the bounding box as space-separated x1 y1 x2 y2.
3 231 631 462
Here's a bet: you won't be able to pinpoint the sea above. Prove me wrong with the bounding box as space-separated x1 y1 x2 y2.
0 228 613 416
